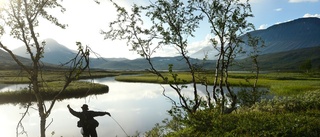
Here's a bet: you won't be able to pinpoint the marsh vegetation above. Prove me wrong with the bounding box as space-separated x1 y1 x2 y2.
1 0 319 136
116 71 320 96
1 70 320 136
0 70 120 104
114 71 320 136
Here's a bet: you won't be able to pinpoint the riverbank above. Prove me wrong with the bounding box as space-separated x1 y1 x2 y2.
1 70 319 136
0 70 126 84
115 71 320 96
0 70 119 104
1 70 319 104
0 81 109 104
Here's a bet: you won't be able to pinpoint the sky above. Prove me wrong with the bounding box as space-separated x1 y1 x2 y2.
1 0 319 59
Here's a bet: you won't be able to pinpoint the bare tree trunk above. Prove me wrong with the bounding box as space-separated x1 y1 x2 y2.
212 51 222 106
40 116 46 137
220 49 226 113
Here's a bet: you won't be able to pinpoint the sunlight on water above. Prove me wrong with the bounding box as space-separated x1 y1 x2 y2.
0 84 29 92
0 76 265 136
0 77 243 136
0 113 11 137
0 77 177 137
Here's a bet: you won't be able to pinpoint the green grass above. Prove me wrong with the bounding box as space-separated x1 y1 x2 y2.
115 71 320 96
0 70 115 104
116 73 165 83
0 70 123 84
147 90 320 136
268 80 320 95
1 70 319 101
0 81 108 104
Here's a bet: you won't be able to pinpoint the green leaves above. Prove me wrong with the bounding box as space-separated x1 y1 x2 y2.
105 0 258 114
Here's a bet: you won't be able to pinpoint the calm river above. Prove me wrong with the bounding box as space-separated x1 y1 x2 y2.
0 77 208 137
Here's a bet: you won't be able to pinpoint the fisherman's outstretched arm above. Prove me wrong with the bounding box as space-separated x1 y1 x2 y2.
67 104 81 118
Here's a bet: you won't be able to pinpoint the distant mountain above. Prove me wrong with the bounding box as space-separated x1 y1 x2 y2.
238 17 320 71
191 17 320 59
91 56 214 70
13 38 77 64
0 49 33 69
10 38 213 70
245 17 320 54
89 57 146 70
236 46 320 71
5 18 320 71
191 46 218 60
0 49 58 70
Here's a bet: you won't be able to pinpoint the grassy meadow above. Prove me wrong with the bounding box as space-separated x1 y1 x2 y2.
115 71 320 96
1 70 320 135
0 70 123 84
0 70 120 104
134 71 320 136
2 69 318 104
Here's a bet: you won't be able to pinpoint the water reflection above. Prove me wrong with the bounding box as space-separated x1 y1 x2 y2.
0 84 29 92
0 77 177 137
0 77 266 136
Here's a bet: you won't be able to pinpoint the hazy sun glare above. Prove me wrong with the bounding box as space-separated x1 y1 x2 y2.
0 114 12 137
0 0 8 7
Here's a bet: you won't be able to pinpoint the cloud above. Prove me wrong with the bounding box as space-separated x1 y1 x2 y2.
2 0 147 59
187 34 222 59
303 13 320 18
258 24 268 30
274 8 283 12
288 0 319 3
188 34 213 54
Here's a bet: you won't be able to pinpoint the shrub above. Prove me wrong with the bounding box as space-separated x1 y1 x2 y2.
252 89 320 113
162 110 320 137
145 90 320 137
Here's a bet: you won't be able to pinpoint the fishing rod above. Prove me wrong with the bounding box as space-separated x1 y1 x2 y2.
110 116 129 137
84 106 129 136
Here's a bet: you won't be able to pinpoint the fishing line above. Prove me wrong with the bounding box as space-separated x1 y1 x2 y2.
110 116 129 137
84 106 128 136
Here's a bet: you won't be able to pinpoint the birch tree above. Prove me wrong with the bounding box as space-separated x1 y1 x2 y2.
194 0 254 113
0 1 90 137
105 0 254 114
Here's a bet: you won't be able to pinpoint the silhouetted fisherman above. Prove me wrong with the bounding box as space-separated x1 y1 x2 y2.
67 104 111 137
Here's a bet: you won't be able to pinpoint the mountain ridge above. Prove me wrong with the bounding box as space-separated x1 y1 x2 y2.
2 17 320 71
191 17 320 59
12 38 77 64
250 17 320 54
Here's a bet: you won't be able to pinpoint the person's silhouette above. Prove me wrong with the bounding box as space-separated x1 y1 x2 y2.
67 104 111 137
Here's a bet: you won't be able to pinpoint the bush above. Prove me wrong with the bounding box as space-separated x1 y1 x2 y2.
163 110 320 137
146 90 320 137
252 89 320 113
